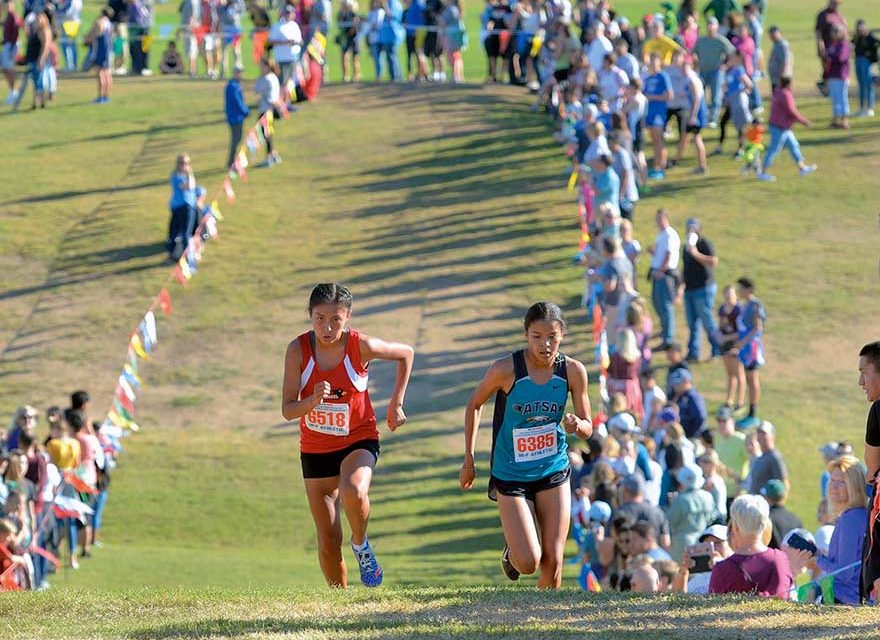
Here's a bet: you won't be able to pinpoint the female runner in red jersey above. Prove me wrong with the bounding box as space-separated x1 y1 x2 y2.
282 283 414 588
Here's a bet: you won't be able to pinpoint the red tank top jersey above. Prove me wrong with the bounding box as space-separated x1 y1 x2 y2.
298 329 379 454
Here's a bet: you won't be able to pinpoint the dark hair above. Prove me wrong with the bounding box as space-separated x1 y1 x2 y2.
308 283 353 313
630 521 654 540
71 390 90 410
92 420 103 433
101 6 113 18
64 408 86 432
611 515 634 533
860 341 880 374
700 430 714 448
523 302 566 331
598 154 613 168
779 76 792 89
19 432 35 449
736 277 755 291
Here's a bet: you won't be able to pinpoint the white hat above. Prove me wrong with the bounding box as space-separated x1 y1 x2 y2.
676 463 705 491
607 412 640 434
699 524 728 542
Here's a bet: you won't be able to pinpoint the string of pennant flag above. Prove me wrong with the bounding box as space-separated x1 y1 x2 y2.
99 108 284 436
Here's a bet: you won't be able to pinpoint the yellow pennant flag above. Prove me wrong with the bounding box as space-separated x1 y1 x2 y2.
178 257 192 280
211 200 224 221
567 169 578 192
530 35 543 58
131 334 151 360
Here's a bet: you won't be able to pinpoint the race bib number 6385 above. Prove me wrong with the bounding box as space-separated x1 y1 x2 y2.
513 423 558 463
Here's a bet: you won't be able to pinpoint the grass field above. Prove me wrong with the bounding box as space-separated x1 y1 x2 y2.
1 0 880 635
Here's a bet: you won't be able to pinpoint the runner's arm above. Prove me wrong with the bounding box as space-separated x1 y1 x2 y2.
564 358 593 438
361 335 415 430
461 358 511 490
281 339 327 420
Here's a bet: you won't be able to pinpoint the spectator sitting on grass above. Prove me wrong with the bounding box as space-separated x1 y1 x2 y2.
673 524 732 594
667 463 716 562
159 40 183 74
697 450 727 522
628 553 660 593
665 342 689 398
709 494 794 599
762 479 803 549
628 521 672 561
670 368 707 439
748 421 788 495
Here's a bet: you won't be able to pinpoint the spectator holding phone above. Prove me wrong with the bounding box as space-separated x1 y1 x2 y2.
709 494 794 599
810 455 867 604
673 524 731 594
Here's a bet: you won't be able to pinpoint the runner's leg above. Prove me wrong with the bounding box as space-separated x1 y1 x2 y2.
497 493 541 575
339 448 376 546
534 482 570 589
304 476 346 587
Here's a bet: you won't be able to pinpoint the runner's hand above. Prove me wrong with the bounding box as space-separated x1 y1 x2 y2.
562 413 581 434
460 464 476 491
387 404 406 431
310 381 331 406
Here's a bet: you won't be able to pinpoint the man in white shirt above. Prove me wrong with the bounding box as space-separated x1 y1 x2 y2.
269 5 303 98
647 208 680 349
585 22 613 74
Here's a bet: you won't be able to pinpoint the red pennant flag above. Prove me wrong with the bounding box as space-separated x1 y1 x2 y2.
223 177 235 204
174 264 188 286
592 305 603 344
115 386 135 413
29 545 61 568
52 504 81 519
64 472 99 495
158 288 172 317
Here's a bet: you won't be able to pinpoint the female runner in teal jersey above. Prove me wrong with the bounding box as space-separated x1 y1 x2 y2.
460 302 592 588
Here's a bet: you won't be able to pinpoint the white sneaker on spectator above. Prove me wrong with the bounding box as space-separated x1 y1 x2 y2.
867 109 876 117
141 68 153 76
114 67 128 75
757 172 776 182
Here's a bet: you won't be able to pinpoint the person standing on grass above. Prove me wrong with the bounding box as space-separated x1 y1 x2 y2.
224 64 248 170
717 285 745 411
167 154 198 261
815 0 846 96
126 0 153 76
643 53 673 180
254 57 281 167
767 25 792 92
84 7 113 103
680 218 720 362
693 17 734 127
826 23 851 129
758 77 817 181
647 208 680 352
1 0 21 105
733 277 765 428
859 341 880 602
460 302 592 589
713 50 752 159
853 20 878 117
671 56 708 175
281 283 414 588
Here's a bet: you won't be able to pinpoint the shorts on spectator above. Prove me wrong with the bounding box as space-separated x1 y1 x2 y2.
1 42 17 70
203 35 216 52
184 34 198 58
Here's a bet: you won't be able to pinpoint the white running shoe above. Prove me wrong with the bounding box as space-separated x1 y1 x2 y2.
799 164 818 176
757 172 777 182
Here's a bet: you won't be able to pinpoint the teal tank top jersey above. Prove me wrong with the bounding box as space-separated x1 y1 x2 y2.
490 350 570 483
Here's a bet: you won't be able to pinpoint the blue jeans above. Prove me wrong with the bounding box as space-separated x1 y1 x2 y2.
748 80 762 110
828 77 850 116
856 56 875 111
372 42 401 81
92 490 108 532
763 124 804 169
66 517 80 555
701 68 724 121
60 34 78 71
651 274 675 344
684 283 720 359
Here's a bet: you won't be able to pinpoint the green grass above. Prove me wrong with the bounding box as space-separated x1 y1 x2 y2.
1 0 880 634
2 586 880 639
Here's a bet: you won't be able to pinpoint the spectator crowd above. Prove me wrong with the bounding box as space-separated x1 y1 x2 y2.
1 391 120 591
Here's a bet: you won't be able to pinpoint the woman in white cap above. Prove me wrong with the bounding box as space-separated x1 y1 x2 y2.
666 463 715 562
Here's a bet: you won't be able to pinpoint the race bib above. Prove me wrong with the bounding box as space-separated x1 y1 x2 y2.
513 423 558 463
305 403 350 436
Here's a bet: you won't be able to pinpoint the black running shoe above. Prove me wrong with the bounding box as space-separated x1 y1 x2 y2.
501 545 520 581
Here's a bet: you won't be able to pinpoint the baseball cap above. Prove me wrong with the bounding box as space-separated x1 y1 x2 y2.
699 524 728 542
620 474 646 495
676 464 704 490
756 420 775 436
716 405 733 421
282 4 296 14
607 412 640 434
659 407 678 423
815 526 833 555
707 16 719 26
589 501 612 523
768 25 780 34
686 217 700 230
760 479 786 501
818 442 839 459
669 368 693 388
584 103 599 121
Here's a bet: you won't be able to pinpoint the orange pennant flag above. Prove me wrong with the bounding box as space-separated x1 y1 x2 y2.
158 288 172 317
64 471 99 495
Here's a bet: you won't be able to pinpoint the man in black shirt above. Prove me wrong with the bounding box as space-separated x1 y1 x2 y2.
859 341 880 601
680 218 721 362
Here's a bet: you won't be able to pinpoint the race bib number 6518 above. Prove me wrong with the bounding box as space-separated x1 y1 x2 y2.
305 403 351 436
512 423 558 463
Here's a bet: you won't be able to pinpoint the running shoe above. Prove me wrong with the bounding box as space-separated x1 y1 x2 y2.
799 164 818 176
352 540 383 587
501 545 520 581
757 173 777 182
736 415 761 430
